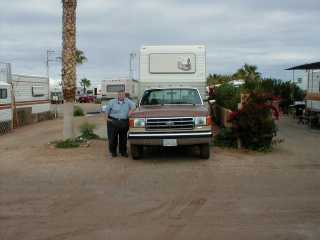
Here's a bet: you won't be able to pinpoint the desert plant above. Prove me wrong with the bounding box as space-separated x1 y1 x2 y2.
230 92 278 151
207 74 233 85
76 49 87 65
260 79 306 113
79 122 99 139
73 106 85 116
215 83 241 111
234 64 261 92
54 138 81 148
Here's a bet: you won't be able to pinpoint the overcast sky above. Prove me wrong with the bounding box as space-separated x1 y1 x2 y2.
1 0 319 86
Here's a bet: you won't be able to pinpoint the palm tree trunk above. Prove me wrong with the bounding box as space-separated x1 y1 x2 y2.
62 0 77 139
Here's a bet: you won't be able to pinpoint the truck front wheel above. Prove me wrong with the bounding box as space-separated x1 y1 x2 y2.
199 144 210 159
131 144 143 160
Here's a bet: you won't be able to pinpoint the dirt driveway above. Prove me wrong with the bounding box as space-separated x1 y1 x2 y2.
1 112 320 240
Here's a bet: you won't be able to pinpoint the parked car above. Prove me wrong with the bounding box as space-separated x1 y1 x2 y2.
128 87 213 159
78 95 96 103
50 92 64 104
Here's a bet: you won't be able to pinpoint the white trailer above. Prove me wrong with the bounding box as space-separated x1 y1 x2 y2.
101 78 139 101
139 45 207 99
11 74 50 114
0 82 12 133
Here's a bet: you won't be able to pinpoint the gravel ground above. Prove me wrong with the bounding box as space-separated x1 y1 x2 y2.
1 107 320 240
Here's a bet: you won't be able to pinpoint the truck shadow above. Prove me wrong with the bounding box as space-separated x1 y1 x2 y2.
137 146 204 163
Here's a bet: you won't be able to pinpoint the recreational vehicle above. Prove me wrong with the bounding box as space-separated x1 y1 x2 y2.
139 45 207 99
11 74 50 114
101 78 139 101
0 82 12 134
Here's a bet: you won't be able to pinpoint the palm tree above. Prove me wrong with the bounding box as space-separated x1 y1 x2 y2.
234 64 261 91
75 49 87 92
80 78 91 94
76 49 87 65
234 64 261 81
61 0 77 139
207 73 232 85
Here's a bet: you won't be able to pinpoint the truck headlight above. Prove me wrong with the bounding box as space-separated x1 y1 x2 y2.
194 116 212 126
129 118 145 128
194 116 207 126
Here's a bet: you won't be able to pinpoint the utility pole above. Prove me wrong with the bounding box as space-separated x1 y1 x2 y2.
46 50 56 80
46 50 62 82
46 49 62 89
129 52 136 80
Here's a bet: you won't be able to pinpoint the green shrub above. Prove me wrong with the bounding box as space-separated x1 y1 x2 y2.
54 139 81 148
230 92 277 151
260 78 306 113
79 122 99 140
215 83 241 111
214 128 237 148
74 106 85 117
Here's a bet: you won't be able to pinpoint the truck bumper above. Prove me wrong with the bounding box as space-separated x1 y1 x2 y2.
128 131 212 146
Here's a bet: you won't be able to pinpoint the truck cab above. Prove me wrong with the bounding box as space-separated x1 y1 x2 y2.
128 87 212 159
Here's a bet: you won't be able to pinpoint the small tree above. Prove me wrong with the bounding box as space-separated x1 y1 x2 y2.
80 78 91 95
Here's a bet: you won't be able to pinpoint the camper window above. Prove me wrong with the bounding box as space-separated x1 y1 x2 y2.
0 88 8 99
107 84 125 92
32 86 45 97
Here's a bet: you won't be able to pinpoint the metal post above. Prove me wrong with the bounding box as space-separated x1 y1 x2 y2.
292 70 295 83
129 53 136 80
46 49 62 108
7 63 12 83
311 70 314 110
46 50 55 80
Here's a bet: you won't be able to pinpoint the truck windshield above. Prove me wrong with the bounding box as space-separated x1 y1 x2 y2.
140 89 202 105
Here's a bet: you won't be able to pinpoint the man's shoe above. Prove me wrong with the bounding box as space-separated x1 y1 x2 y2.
121 152 129 158
111 152 117 157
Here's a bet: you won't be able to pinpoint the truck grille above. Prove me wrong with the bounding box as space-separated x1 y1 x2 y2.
146 117 194 130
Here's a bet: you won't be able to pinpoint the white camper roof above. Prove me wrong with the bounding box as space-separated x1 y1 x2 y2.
140 45 206 53
0 82 10 87
141 45 205 49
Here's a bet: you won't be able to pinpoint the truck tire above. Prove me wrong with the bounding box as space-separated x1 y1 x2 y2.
131 144 143 160
199 144 210 159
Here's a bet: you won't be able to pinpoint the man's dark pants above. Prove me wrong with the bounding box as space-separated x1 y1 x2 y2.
107 120 129 155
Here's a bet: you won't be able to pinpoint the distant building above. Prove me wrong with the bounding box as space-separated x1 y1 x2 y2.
286 62 320 112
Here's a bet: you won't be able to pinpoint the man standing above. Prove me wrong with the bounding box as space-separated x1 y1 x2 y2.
105 91 136 157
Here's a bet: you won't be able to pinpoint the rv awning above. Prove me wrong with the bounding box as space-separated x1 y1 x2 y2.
285 62 320 70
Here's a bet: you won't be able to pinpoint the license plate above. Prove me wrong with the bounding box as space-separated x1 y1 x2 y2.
162 139 177 146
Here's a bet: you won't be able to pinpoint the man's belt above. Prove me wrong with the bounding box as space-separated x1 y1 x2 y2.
109 116 128 121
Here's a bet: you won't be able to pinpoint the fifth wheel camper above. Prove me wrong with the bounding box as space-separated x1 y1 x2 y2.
139 45 207 99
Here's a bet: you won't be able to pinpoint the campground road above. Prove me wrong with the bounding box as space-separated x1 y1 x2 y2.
1 112 320 240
